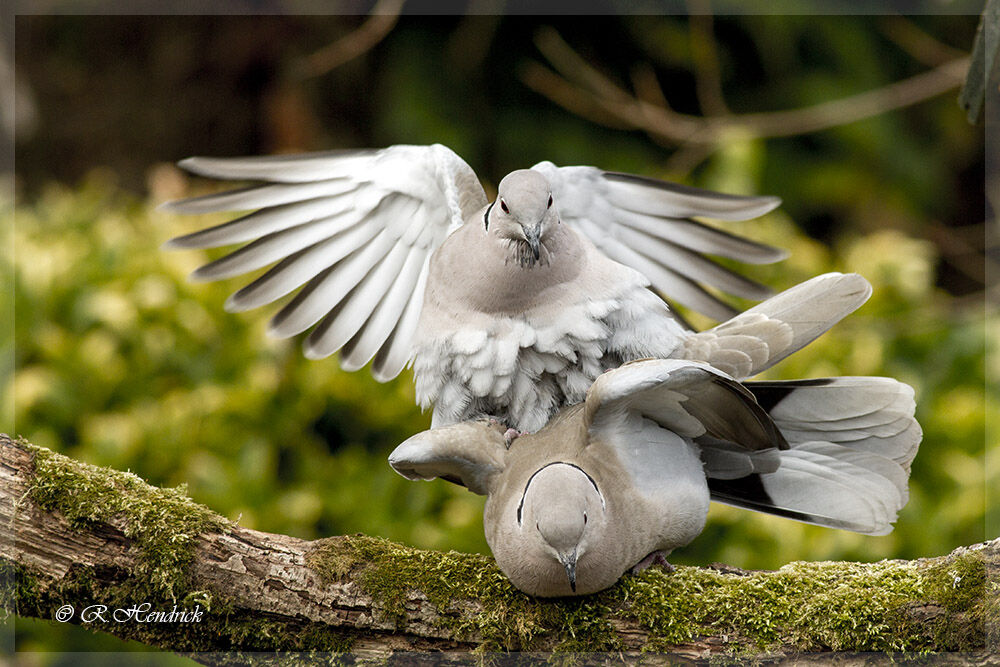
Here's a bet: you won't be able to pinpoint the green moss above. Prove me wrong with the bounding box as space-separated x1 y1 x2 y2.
307 534 623 654
912 550 987 651
621 554 986 654
24 440 228 599
13 441 351 653
1 559 41 615
308 534 555 651
308 535 986 655
619 557 980 653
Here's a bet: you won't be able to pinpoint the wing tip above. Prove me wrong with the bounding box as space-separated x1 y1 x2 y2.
157 198 182 213
823 271 874 306
162 228 214 249
188 266 218 284
603 171 783 216
303 343 332 361
767 246 792 263
177 156 211 175
223 293 252 313
160 235 184 250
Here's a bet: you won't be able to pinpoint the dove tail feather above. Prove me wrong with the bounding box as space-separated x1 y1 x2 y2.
708 377 920 535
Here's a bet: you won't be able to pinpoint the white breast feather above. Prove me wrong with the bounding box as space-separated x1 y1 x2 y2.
413 280 690 431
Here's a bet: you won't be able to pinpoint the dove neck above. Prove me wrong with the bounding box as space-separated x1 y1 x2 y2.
432 219 585 315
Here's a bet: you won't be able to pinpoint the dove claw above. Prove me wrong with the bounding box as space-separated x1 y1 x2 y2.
632 551 674 574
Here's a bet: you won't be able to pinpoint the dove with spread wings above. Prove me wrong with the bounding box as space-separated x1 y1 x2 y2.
164 144 799 433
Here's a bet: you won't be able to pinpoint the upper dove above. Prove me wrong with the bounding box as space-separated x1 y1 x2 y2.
163 144 791 432
389 274 922 597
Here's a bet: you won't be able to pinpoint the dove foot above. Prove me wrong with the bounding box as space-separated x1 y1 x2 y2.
503 428 528 446
632 551 675 574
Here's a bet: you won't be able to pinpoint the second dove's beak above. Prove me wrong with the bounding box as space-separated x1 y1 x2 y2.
559 551 578 593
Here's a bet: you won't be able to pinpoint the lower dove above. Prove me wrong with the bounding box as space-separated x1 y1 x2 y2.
389 273 921 597
164 145 795 432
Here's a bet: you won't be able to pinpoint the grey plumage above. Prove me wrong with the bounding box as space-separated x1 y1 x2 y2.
163 144 790 432
389 276 921 597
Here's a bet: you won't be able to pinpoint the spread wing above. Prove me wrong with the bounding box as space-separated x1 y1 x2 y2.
531 162 786 321
162 144 488 382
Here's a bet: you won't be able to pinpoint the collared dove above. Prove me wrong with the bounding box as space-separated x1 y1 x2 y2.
389 274 921 597
163 144 792 432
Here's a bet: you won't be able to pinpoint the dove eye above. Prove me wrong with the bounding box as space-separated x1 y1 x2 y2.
547 195 553 209
500 199 509 214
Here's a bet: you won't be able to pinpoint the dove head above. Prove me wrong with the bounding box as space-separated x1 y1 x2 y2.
518 463 606 594
486 169 558 267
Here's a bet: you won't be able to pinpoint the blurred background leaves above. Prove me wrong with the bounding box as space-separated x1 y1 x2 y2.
4 6 994 659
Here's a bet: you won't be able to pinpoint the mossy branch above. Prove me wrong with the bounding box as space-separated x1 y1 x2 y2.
1 433 996 664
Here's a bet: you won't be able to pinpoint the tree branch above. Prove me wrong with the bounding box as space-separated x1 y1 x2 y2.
295 0 405 79
523 26 970 147
2 434 995 663
687 1 731 118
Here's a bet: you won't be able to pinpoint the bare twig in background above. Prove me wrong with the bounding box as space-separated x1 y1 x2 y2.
732 57 968 137
298 0 405 78
880 15 968 68
524 27 969 148
662 141 719 176
446 10 503 74
928 221 1000 287
687 0 730 117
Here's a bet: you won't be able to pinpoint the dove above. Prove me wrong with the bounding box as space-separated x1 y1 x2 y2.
389 359 921 597
389 274 921 597
163 144 790 432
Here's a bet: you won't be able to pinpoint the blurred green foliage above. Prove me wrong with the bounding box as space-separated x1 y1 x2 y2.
6 11 992 658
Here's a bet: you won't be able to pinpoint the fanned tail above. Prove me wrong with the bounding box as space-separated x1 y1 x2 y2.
706 377 920 535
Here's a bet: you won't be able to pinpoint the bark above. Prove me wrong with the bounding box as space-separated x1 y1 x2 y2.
1 433 996 665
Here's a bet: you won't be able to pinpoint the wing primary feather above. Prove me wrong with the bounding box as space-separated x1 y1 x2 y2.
613 208 788 264
615 225 774 299
190 209 365 282
177 150 378 183
304 242 411 359
600 241 738 320
603 171 782 220
339 248 428 372
224 220 384 311
163 192 360 249
162 179 359 214
372 258 432 381
268 228 396 339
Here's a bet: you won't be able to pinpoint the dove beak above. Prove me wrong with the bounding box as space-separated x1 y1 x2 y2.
559 551 578 593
